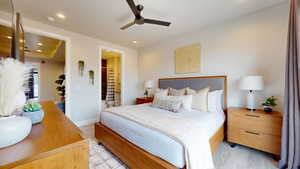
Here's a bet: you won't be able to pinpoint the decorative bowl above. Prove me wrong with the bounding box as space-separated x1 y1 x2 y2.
0 116 32 148
22 110 44 125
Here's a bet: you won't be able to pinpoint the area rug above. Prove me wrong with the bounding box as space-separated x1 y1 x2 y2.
88 139 278 169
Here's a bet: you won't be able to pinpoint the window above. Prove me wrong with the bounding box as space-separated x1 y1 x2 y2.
25 67 39 100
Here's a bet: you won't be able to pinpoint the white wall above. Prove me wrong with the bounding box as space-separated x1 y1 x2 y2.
138 3 289 111
0 11 139 126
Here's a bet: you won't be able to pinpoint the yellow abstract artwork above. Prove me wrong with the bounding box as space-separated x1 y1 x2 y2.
175 44 201 74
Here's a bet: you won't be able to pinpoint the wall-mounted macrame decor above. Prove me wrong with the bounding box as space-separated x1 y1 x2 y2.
175 44 201 74
78 60 85 76
89 70 95 85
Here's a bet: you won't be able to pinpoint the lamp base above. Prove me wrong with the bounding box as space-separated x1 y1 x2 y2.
246 90 256 111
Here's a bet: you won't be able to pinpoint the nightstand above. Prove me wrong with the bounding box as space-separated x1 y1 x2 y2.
227 108 282 155
136 97 154 104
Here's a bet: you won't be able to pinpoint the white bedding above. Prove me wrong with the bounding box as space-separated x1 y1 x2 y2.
101 103 225 169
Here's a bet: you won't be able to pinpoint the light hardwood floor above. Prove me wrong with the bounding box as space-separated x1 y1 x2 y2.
80 124 279 169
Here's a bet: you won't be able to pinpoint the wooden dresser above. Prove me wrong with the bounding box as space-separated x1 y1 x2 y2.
228 108 282 155
136 97 154 104
0 101 89 169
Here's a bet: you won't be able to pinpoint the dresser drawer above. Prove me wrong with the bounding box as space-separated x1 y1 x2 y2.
228 128 281 155
228 111 282 136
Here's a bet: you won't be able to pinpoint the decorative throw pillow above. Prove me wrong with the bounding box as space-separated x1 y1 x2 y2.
155 88 169 97
186 87 210 112
168 88 186 96
152 97 183 113
168 95 193 111
208 90 223 112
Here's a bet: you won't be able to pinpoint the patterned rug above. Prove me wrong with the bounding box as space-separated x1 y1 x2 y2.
88 139 278 169
89 140 129 169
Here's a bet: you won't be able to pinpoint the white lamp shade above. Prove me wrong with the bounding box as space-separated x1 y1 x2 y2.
144 80 154 89
239 76 264 91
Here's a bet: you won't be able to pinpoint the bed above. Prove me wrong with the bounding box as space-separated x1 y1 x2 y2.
95 76 227 169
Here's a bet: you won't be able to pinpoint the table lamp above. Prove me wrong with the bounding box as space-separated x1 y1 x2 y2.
144 80 154 98
239 76 264 111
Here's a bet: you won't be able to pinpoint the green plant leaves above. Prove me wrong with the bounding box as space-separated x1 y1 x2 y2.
23 102 42 112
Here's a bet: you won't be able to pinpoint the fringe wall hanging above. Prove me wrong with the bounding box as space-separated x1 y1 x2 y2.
89 70 95 85
78 60 85 76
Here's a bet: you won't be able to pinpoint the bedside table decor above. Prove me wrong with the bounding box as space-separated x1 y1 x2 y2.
262 96 277 113
239 76 264 111
144 80 154 97
228 108 282 156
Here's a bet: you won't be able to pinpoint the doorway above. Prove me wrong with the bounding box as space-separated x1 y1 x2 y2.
101 49 122 110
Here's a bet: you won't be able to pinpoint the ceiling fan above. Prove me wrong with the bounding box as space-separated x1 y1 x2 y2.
121 0 171 30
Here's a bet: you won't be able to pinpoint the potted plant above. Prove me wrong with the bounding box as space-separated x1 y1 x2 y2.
22 102 44 124
262 96 277 113
55 74 65 113
0 58 32 148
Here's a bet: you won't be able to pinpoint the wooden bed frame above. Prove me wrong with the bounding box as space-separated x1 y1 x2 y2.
95 76 227 169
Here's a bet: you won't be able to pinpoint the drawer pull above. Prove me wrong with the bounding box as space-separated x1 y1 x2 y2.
245 131 260 135
246 114 261 118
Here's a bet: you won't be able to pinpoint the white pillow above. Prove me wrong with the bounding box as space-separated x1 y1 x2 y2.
208 90 223 112
186 88 210 112
169 88 186 96
155 88 169 97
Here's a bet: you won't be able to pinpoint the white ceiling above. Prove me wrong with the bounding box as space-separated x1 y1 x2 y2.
0 0 287 49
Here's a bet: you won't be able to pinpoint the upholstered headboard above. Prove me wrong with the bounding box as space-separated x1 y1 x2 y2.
158 76 227 111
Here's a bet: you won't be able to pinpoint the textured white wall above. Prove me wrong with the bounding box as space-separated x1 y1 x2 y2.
0 11 139 126
138 3 289 111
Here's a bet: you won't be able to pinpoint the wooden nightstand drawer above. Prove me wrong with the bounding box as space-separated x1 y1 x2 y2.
229 111 282 136
228 128 281 155
227 108 282 155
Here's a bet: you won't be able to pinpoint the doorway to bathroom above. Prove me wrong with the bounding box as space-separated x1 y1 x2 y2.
100 49 122 110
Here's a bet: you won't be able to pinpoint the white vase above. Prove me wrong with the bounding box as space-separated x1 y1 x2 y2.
0 116 32 148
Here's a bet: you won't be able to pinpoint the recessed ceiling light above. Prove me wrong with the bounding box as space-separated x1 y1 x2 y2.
7 36 12 39
56 13 66 19
47 16 55 22
37 42 43 46
133 41 138 44
36 49 42 53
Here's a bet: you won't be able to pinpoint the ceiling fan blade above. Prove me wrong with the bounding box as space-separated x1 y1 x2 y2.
126 0 140 16
144 19 171 26
120 21 136 30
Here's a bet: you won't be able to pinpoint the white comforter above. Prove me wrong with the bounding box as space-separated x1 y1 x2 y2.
106 104 215 169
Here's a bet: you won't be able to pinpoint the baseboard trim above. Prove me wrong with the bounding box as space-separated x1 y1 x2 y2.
74 118 98 127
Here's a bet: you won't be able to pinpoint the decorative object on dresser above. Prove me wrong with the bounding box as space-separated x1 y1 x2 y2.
22 102 44 124
136 97 154 104
239 76 264 111
262 96 277 113
227 107 282 157
0 58 31 148
144 80 154 97
0 101 89 169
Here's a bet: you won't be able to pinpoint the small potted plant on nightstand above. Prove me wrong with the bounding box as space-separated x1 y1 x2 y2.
262 96 277 113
